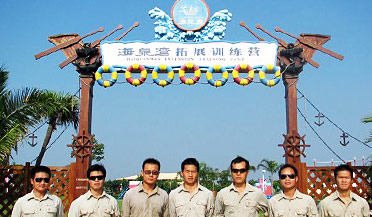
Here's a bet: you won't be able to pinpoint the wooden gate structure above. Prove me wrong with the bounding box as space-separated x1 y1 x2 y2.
33 23 347 198
27 2 372 213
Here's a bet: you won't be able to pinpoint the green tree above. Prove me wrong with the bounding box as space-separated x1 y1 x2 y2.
249 164 257 172
248 179 258 186
135 175 143 181
215 168 230 191
272 180 281 194
199 162 219 190
198 162 234 192
35 91 79 166
158 179 180 193
257 159 282 186
104 179 128 198
0 67 46 164
92 139 104 162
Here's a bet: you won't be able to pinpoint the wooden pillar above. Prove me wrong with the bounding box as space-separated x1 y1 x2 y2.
24 162 31 194
283 77 301 165
72 73 94 199
283 75 306 192
68 162 76 207
297 162 307 193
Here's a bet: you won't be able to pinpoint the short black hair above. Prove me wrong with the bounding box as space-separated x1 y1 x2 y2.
334 164 353 179
31 166 51 179
230 156 249 170
87 164 106 178
278 164 298 177
142 158 161 171
181 158 199 172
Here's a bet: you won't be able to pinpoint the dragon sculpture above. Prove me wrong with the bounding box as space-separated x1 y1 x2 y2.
149 7 232 42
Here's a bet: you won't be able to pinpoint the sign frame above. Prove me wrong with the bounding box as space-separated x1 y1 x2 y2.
100 40 279 70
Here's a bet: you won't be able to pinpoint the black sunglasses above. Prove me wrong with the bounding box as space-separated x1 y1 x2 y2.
88 175 105 181
143 170 160 176
279 174 296 180
231 168 248 173
35 177 50 183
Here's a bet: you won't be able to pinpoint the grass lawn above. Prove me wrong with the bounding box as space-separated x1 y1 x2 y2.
117 200 122 210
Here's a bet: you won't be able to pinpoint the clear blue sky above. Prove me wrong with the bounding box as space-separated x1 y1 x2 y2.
1 0 372 180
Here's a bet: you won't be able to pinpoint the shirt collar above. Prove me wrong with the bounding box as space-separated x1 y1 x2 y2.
349 191 358 201
26 190 51 201
178 183 203 193
229 183 255 193
86 190 109 199
278 189 303 200
138 182 160 195
333 190 357 201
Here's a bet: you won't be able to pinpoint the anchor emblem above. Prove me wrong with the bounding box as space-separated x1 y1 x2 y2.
28 134 38 147
315 112 324 126
340 132 349 146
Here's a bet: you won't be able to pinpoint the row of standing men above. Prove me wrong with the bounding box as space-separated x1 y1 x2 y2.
11 156 371 217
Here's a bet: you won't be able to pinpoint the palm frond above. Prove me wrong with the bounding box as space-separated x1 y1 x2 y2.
0 66 9 96
40 90 80 129
362 116 372 123
362 115 372 143
3 88 45 126
257 158 281 174
0 124 24 161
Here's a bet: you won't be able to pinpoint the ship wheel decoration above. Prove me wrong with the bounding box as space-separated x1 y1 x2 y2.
278 132 310 161
68 130 96 162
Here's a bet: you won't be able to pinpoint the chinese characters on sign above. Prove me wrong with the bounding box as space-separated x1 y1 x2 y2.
101 41 278 68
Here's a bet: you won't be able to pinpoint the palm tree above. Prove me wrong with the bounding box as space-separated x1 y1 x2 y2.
0 67 46 164
257 159 282 185
249 164 257 172
362 116 372 143
35 91 79 166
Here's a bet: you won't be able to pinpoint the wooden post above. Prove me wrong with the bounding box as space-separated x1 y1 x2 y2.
279 43 310 193
297 162 307 193
24 162 31 194
72 73 94 199
283 75 308 192
283 77 301 165
68 162 76 207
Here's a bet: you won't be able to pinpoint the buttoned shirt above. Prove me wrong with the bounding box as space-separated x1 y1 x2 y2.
318 191 370 217
122 183 169 217
169 183 214 217
11 190 63 217
213 183 268 217
268 189 318 217
68 190 120 217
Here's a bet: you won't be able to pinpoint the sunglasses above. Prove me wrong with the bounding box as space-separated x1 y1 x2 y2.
279 174 296 180
143 170 160 176
231 168 248 173
88 175 105 181
35 177 50 183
